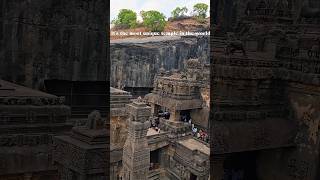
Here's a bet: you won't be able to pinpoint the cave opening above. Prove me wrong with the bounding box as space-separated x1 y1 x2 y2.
223 151 258 180
180 110 191 122
190 173 197 180
150 149 161 170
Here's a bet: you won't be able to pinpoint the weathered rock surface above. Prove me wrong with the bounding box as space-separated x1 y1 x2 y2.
0 0 108 89
110 36 209 88
212 0 320 179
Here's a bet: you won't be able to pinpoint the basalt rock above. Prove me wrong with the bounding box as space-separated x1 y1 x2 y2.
0 0 108 89
110 36 209 88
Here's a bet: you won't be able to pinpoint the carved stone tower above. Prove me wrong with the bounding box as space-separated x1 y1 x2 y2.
122 100 151 180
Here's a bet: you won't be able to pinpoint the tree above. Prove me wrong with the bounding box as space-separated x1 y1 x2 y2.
112 9 137 29
171 6 188 19
141 10 166 32
193 3 208 19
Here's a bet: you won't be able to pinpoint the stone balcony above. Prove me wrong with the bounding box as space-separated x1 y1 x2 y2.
147 128 169 151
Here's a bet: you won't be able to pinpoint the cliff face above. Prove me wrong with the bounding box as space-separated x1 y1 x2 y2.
110 36 209 88
0 0 108 89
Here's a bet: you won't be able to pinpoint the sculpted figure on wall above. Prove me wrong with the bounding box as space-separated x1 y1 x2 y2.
225 33 246 56
299 1 320 20
86 110 104 130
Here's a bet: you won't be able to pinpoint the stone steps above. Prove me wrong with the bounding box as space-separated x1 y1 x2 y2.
148 174 160 180
148 169 162 180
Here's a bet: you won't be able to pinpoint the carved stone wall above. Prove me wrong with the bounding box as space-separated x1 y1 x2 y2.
213 0 320 31
0 0 108 89
122 101 151 180
211 0 320 179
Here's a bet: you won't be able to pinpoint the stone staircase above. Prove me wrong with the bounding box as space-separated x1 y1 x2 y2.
148 170 161 180
148 168 168 180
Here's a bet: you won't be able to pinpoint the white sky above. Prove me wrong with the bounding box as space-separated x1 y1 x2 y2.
110 0 210 23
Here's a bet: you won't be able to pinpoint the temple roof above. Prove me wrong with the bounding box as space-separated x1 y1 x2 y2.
110 87 131 95
0 79 71 132
110 87 132 112
0 79 56 98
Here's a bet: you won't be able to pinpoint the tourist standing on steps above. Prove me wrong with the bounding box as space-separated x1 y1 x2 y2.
192 126 197 136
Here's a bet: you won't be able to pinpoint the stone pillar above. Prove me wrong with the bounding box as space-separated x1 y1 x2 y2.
151 103 158 116
169 109 180 121
122 100 151 180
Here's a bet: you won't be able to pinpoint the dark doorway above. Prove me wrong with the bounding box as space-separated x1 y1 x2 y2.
150 149 161 170
190 173 197 180
180 110 191 122
44 80 107 119
223 152 258 180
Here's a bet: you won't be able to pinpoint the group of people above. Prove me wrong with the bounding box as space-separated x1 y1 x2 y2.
150 117 161 133
148 110 172 134
150 110 210 142
180 114 192 123
158 110 170 119
192 125 209 143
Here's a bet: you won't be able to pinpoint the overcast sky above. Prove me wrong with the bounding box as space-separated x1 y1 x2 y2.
110 0 210 22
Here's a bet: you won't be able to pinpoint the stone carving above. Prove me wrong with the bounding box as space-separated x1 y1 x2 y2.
86 110 104 130
244 1 256 16
0 97 65 106
299 1 320 20
287 158 310 179
0 134 52 147
122 101 150 180
214 0 320 179
310 37 320 52
211 126 229 153
225 33 246 56
274 0 290 16
252 125 271 148
186 59 201 68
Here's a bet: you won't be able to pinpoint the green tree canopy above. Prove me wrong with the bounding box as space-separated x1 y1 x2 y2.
193 3 208 19
141 10 166 32
112 9 137 28
171 6 188 19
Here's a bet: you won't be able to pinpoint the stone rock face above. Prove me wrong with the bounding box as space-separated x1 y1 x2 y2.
0 0 108 89
110 36 209 89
